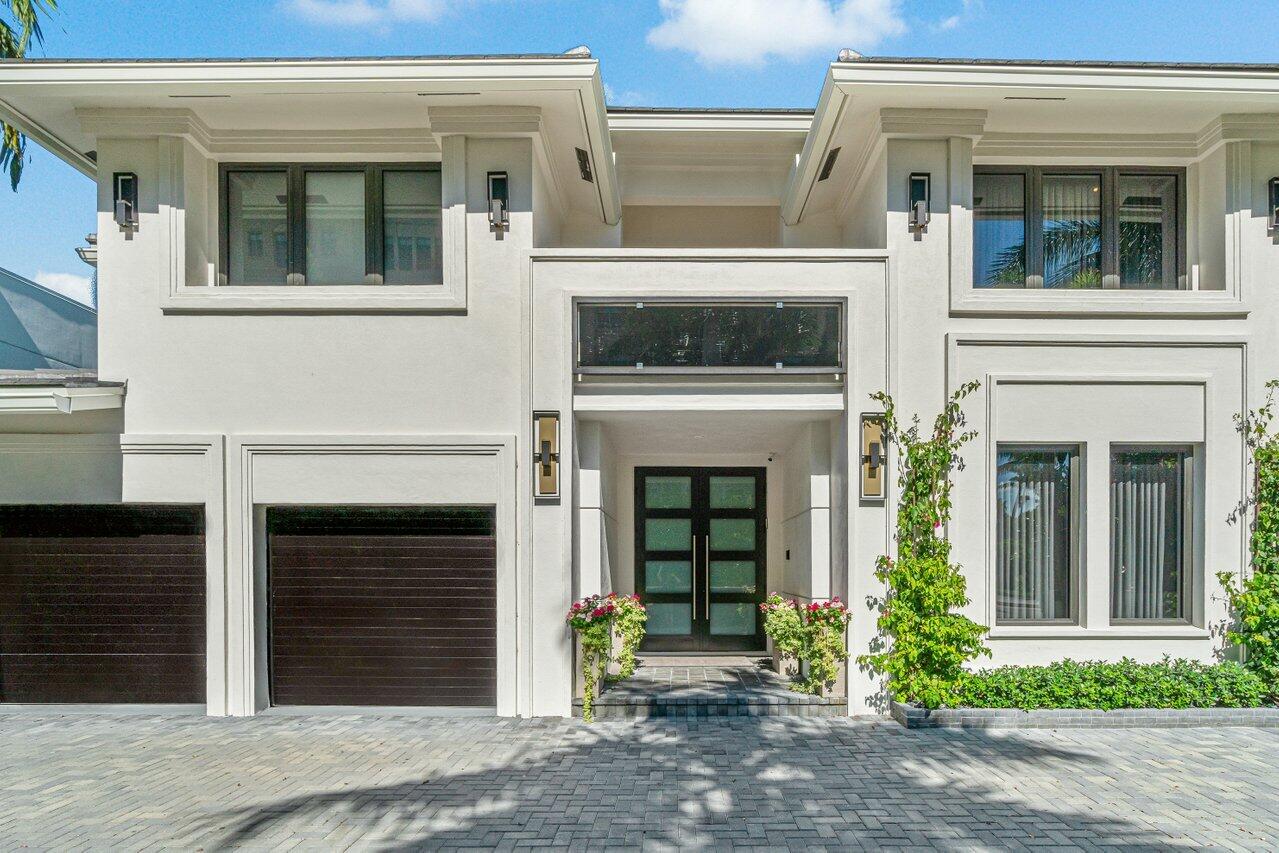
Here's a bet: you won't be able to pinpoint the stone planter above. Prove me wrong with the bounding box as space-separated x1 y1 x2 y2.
802 658 847 699
890 700 1279 729
770 640 800 680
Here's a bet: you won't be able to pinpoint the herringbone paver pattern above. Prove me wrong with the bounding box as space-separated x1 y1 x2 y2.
2 713 1277 850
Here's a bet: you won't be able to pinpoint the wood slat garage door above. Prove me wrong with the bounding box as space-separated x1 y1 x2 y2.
0 505 206 703
267 507 497 707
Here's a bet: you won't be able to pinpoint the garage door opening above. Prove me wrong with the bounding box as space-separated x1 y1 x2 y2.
0 505 206 704
266 506 497 708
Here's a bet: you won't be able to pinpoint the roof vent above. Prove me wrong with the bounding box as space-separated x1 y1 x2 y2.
818 147 841 182
837 48 863 62
575 147 594 183
563 45 591 57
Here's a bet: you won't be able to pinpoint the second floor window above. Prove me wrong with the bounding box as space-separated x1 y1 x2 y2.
973 166 1185 290
221 163 442 286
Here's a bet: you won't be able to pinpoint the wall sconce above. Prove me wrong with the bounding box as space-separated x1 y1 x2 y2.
113 172 138 231
909 172 930 232
860 414 886 501
488 171 509 236
533 411 560 499
1270 177 1279 231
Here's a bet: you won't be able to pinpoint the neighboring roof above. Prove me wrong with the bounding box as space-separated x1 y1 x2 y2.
0 267 97 372
841 55 1279 73
607 106 813 115
0 52 587 64
0 369 114 388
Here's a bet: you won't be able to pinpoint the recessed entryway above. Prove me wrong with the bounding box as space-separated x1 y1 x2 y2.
0 505 206 704
266 506 496 708
636 467 767 652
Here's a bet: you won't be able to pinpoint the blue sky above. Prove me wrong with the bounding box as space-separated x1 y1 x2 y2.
4 0 1279 305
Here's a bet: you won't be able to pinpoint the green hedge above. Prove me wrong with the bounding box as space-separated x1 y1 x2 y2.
953 658 1267 710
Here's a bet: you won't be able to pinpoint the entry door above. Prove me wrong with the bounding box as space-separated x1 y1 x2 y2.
636 467 766 652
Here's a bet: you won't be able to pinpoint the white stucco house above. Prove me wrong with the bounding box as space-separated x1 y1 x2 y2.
0 51 1274 717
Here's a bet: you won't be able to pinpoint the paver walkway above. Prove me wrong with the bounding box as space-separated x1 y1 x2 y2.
2 712 1278 850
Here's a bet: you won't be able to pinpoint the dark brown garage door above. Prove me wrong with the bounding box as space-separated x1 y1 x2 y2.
267 506 497 707
0 505 205 703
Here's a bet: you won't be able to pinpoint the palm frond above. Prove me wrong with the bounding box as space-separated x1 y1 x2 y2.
1 0 58 189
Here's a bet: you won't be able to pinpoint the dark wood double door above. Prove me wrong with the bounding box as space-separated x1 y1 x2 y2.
636 467 766 652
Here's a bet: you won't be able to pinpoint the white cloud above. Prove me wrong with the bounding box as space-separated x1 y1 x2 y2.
283 0 448 27
603 82 649 107
33 271 94 307
647 0 906 66
935 0 980 32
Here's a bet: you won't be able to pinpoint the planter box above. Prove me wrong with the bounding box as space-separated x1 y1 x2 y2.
890 700 1279 730
573 635 609 699
770 644 800 680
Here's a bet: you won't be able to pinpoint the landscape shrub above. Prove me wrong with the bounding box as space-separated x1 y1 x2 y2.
954 658 1266 710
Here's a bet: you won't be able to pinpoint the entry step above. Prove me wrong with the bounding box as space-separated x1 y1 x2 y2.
573 657 847 719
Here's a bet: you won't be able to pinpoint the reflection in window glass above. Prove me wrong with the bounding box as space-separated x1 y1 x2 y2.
1111 448 1189 621
383 171 442 285
305 171 366 285
577 303 842 370
1119 174 1178 290
1042 174 1102 289
227 171 288 285
710 602 756 635
645 560 692 593
996 447 1075 622
646 603 692 635
973 173 1026 288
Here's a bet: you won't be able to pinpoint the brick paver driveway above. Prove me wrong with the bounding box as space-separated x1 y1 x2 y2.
3 713 1278 850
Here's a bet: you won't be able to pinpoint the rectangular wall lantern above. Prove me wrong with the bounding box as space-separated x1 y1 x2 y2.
860 414 886 501
113 172 138 230
533 411 560 499
1270 177 1279 230
909 172 930 231
488 171 509 235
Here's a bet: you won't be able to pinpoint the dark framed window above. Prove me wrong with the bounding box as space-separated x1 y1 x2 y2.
974 166 1185 290
995 445 1079 624
575 300 844 374
219 163 442 286
1110 446 1193 624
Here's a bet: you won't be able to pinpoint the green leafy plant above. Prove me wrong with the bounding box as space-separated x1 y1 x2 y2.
567 595 615 723
796 598 851 695
956 658 1265 710
1218 379 1279 700
858 381 991 709
761 594 851 696
760 593 804 658
608 593 647 680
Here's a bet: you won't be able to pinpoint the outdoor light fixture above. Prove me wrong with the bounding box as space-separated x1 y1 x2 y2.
488 171 510 236
909 172 930 232
860 414 886 501
113 172 138 231
1270 177 1279 231
533 411 561 499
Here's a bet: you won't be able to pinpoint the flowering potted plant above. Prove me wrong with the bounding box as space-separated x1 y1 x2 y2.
799 597 851 697
606 593 647 680
567 595 615 722
760 593 802 678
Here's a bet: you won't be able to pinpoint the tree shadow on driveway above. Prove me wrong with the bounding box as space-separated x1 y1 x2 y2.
207 716 1187 850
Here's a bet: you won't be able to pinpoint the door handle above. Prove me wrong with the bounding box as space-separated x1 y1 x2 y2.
691 533 697 620
704 534 710 619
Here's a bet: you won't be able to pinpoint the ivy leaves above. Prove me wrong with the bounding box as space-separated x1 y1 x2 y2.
858 382 991 709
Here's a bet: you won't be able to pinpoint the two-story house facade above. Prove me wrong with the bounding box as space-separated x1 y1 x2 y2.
0 52 1275 717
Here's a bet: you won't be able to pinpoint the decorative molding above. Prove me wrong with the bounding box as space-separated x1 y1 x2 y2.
878 107 987 139
1225 140 1252 301
975 131 1200 161
1198 113 1279 154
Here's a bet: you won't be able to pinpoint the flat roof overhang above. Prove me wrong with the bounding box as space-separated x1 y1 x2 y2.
0 54 621 224
785 59 1279 223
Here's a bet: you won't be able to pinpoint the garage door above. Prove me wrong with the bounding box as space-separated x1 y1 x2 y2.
0 505 206 703
267 506 497 707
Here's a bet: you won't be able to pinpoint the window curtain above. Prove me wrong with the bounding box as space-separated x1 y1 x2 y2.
1111 450 1187 620
973 173 1026 288
1042 174 1102 288
996 449 1074 622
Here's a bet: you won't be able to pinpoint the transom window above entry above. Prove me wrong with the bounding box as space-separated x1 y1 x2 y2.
220 164 443 287
575 301 844 374
973 166 1185 291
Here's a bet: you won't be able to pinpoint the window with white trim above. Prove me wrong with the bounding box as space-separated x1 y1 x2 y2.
1110 446 1192 623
